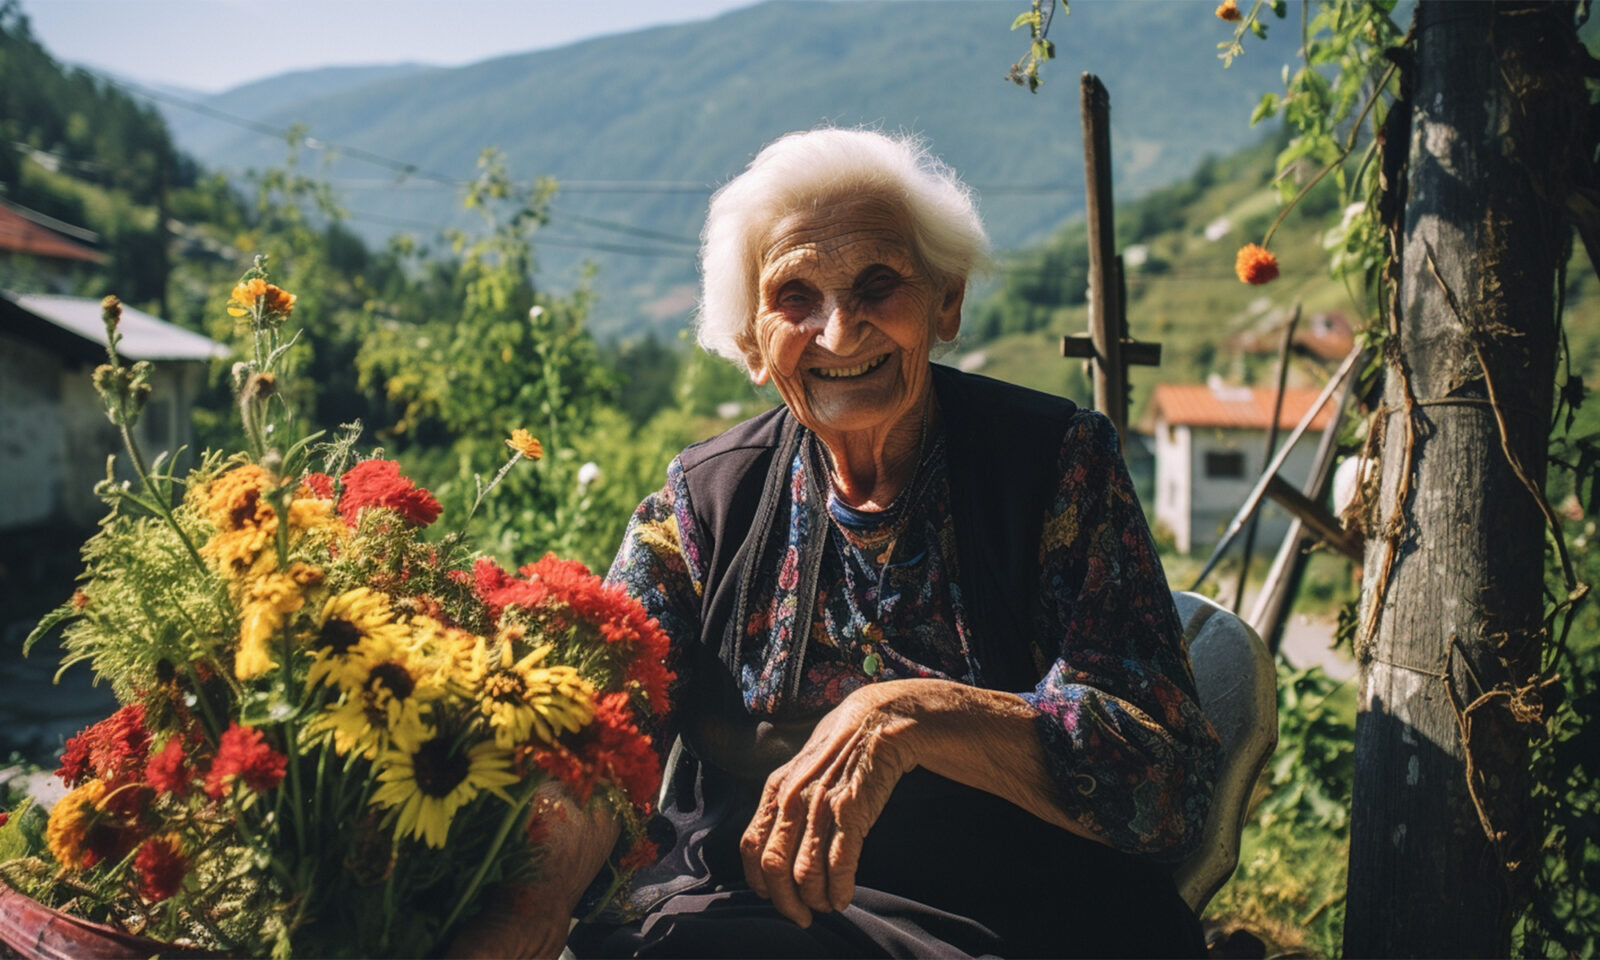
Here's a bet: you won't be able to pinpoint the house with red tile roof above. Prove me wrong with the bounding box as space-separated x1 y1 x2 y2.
0 292 227 529
0 200 106 291
1145 377 1334 554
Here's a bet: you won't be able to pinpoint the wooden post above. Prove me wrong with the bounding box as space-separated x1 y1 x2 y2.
1080 73 1125 442
1345 2 1581 953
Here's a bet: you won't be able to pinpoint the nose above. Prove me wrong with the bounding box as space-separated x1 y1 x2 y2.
813 295 865 355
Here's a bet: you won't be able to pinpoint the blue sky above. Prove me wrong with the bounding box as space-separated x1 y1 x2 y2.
21 0 771 93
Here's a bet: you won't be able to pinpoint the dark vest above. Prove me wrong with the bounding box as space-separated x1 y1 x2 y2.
607 370 1199 955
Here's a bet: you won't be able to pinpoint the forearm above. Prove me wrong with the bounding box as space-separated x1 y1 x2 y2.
870 677 1099 842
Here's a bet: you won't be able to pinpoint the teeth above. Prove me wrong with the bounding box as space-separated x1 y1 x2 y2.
814 355 888 379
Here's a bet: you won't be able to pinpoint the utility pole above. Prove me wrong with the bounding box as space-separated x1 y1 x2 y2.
1062 73 1160 444
1345 2 1586 953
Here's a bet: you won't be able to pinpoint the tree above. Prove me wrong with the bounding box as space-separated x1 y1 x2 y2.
1346 2 1591 954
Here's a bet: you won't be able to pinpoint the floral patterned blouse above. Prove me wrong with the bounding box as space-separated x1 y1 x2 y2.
605 407 1220 860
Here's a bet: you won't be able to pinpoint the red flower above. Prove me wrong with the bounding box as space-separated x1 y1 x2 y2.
146 738 192 796
473 554 675 714
1235 243 1280 285
72 589 90 609
584 693 662 809
58 705 150 789
301 472 336 499
338 460 441 528
0 811 9 828
620 837 660 872
205 724 287 799
135 835 188 902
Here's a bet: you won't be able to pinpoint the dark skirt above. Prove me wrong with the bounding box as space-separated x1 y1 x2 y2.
571 768 1204 959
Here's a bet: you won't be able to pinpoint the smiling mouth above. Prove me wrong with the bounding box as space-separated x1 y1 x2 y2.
812 354 890 379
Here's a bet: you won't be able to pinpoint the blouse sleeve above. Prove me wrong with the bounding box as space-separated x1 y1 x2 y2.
604 458 704 750
1018 410 1222 861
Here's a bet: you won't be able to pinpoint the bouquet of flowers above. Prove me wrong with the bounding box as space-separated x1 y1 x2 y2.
0 260 671 957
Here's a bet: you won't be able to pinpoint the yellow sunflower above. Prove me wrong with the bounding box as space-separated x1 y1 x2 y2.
46 779 108 870
370 736 518 848
306 588 411 691
409 616 484 687
312 652 439 758
473 641 596 749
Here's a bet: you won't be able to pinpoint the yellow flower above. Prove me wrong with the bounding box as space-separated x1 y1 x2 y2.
506 429 543 461
200 464 280 574
288 495 339 534
312 651 439 758
47 779 108 870
307 588 411 691
410 616 484 686
236 570 309 680
226 277 268 318
371 737 518 849
203 464 274 532
476 643 594 748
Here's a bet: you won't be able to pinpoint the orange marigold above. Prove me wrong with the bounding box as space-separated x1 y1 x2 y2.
46 780 112 870
1235 243 1280 285
507 429 544 461
1216 0 1242 21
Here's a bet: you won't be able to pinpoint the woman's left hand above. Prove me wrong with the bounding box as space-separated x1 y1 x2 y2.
740 682 922 927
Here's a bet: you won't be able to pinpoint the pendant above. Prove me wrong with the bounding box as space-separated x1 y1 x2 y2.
860 623 883 678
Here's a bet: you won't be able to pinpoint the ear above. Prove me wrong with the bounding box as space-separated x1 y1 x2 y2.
934 279 965 342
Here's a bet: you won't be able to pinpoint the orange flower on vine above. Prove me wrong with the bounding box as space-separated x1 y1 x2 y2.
1235 243 1279 285
1216 0 1242 22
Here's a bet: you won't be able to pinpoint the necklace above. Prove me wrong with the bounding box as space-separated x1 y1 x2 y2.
815 395 935 679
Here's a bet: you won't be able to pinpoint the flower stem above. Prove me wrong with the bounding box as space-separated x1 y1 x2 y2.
439 778 542 935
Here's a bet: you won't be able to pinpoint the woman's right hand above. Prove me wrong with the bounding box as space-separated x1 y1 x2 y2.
448 888 574 960
448 782 620 959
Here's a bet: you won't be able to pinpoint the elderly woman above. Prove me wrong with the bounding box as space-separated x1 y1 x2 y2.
462 129 1221 959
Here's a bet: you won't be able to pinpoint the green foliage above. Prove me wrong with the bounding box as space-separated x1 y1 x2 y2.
1206 662 1354 956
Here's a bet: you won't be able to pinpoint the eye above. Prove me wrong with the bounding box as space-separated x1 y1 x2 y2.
855 268 902 302
773 281 817 317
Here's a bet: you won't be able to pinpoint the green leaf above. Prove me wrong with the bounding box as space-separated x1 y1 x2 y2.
1271 0 1287 17
23 602 80 656
1011 11 1037 30
1251 92 1280 125
1250 18 1268 38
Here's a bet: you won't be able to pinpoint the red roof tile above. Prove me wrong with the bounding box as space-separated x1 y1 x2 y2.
0 206 106 264
1147 382 1336 431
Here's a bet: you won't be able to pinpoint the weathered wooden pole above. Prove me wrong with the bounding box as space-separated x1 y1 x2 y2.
1080 72 1125 443
1345 2 1583 954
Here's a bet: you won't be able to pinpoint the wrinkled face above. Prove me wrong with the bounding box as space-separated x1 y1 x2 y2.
746 195 963 440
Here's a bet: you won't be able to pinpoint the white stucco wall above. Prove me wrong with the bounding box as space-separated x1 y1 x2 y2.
1183 426 1323 553
0 333 68 527
2 333 202 530
1153 419 1192 553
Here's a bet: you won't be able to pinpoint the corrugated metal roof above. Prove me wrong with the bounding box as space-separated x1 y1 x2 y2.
0 206 106 264
1148 382 1335 431
3 291 229 361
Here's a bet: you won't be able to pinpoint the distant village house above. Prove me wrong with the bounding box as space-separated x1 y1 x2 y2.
1146 377 1334 554
0 291 227 529
0 198 106 293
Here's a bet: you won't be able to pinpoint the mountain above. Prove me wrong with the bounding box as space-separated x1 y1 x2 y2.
153 0 1306 337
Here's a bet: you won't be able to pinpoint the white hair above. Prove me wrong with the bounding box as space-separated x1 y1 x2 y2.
696 128 990 371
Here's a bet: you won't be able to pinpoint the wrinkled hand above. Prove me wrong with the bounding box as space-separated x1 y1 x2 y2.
448 782 619 959
446 888 572 960
740 683 921 927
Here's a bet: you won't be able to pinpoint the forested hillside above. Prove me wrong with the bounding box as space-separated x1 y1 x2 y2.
142 0 1305 336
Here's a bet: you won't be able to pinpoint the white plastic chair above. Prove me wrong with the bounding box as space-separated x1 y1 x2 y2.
1169 590 1279 914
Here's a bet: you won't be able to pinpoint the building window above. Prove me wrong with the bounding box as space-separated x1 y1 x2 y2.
1204 450 1246 479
